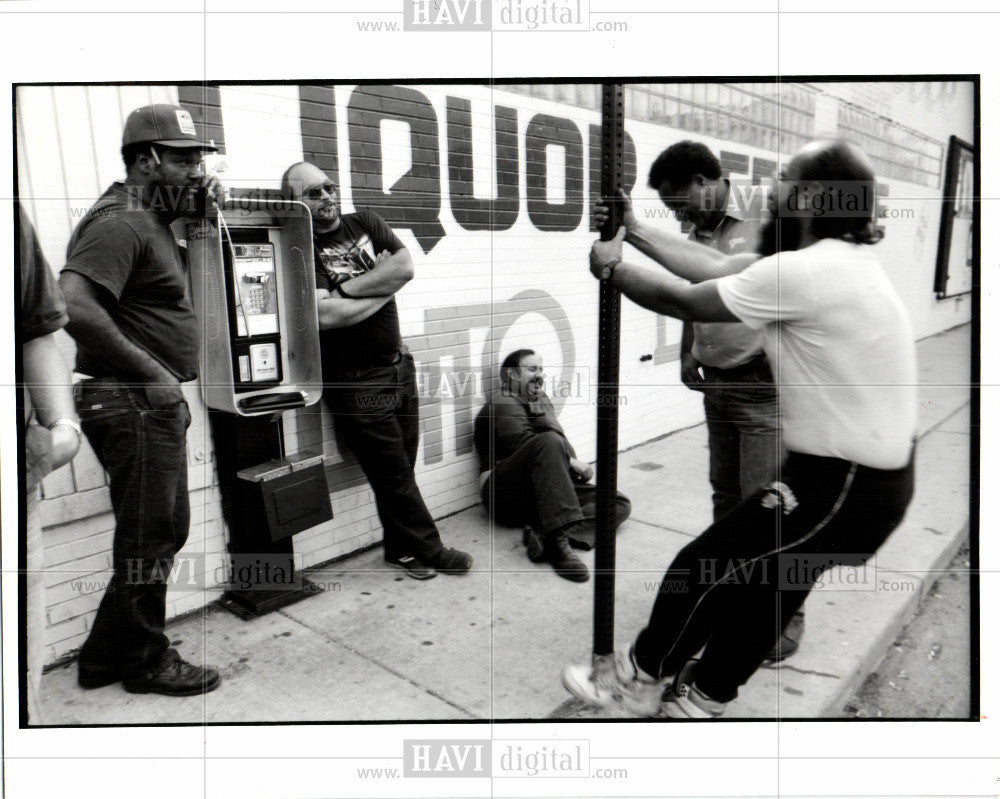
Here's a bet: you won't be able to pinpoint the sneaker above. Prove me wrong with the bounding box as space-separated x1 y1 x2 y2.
522 526 545 563
122 649 221 697
561 647 665 717
663 661 727 719
386 555 437 580
428 547 472 575
545 532 590 583
765 610 805 662
78 662 123 690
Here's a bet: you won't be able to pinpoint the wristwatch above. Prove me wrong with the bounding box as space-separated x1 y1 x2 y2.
47 417 82 440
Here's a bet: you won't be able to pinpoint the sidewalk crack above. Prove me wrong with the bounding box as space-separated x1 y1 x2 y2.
764 663 840 679
628 517 700 538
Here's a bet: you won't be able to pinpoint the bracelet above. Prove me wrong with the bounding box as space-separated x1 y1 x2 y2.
46 417 82 440
335 282 355 299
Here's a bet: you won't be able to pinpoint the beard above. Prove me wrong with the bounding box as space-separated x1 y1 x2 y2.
758 212 803 258
148 178 196 217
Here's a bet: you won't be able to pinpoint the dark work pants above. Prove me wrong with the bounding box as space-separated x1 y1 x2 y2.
700 357 782 521
75 378 191 676
633 450 915 703
483 430 632 539
325 352 443 563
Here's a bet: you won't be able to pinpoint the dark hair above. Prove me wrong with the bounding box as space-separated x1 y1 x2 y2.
500 349 535 383
796 140 883 245
647 140 722 190
121 143 159 170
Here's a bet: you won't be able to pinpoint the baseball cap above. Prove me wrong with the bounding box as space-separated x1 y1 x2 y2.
122 104 218 151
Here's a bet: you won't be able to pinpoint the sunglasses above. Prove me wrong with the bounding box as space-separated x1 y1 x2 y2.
304 182 337 201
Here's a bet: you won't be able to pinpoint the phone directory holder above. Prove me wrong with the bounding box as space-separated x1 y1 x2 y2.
187 196 322 416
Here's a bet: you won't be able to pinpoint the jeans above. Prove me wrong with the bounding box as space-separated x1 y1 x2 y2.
633 449 915 703
482 431 632 540
324 352 444 563
75 378 191 676
700 357 782 520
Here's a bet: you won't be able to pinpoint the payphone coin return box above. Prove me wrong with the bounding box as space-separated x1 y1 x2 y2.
235 453 332 542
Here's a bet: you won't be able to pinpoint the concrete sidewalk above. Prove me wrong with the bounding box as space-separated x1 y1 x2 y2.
39 324 972 724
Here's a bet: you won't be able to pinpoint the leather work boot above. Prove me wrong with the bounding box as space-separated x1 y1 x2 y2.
545 529 590 583
122 649 221 697
522 525 546 563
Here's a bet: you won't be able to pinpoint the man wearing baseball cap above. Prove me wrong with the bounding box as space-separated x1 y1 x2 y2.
59 104 224 696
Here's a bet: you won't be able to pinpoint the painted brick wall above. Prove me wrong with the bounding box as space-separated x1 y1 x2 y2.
15 81 974 663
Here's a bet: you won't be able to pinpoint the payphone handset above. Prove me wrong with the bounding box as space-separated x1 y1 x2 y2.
188 196 322 417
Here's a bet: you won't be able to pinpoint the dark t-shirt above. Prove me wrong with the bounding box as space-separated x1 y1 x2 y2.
313 210 405 370
20 207 68 342
61 182 199 381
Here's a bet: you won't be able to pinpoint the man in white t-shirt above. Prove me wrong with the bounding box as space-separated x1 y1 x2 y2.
562 139 917 719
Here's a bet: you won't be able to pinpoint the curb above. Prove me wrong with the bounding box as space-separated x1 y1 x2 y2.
820 524 969 717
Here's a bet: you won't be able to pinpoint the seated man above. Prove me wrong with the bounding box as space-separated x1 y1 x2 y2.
474 349 631 583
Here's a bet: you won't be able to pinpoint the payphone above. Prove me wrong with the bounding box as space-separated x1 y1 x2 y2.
187 196 331 618
188 197 322 415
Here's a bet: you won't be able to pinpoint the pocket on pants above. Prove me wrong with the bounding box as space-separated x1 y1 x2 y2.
140 402 189 456
76 380 132 423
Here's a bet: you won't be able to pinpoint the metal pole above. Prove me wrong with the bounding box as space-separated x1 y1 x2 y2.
593 84 625 661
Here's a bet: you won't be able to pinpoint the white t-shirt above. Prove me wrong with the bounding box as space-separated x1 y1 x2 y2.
716 238 917 469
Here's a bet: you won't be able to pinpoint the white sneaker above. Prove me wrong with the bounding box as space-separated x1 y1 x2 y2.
561 647 666 717
662 660 727 719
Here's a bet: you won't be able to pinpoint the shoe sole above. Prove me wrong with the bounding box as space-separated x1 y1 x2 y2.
386 561 437 580
523 528 546 563
78 672 123 690
764 641 800 663
123 676 222 697
553 567 590 583
662 698 723 719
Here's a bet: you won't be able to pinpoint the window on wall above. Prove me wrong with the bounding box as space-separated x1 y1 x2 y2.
623 82 818 155
836 103 944 188
498 82 825 157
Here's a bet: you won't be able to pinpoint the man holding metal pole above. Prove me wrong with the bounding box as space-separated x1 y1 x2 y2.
563 139 917 718
595 140 801 661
